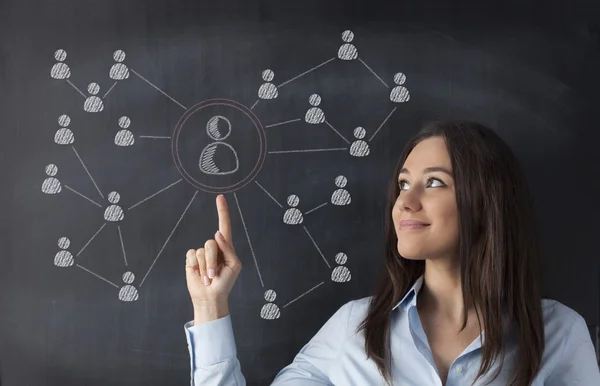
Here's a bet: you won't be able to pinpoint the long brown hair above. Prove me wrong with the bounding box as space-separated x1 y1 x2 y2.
357 120 544 386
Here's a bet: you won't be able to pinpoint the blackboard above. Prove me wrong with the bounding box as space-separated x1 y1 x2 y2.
2 1 600 385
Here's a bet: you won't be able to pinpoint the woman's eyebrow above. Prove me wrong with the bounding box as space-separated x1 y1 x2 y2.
399 166 453 176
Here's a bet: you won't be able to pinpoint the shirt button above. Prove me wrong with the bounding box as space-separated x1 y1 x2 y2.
455 365 463 373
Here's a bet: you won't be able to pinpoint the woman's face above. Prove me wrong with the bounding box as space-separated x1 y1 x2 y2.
392 137 460 261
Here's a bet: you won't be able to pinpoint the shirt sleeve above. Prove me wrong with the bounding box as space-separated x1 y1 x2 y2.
185 301 353 386
270 301 354 385
545 313 600 386
184 315 246 386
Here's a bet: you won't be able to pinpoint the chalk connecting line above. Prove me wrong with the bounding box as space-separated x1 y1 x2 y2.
48 29 408 311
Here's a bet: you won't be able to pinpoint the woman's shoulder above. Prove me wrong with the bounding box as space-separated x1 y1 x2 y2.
540 298 591 342
541 298 588 327
338 296 374 329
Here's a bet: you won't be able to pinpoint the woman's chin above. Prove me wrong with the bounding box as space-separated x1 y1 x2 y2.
396 244 426 260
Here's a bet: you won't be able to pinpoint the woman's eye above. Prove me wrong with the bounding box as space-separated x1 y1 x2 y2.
399 178 444 190
429 178 444 187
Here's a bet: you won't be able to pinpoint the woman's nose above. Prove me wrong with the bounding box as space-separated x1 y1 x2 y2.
396 189 421 212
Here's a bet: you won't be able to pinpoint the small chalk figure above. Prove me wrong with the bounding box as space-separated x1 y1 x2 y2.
50 49 71 79
54 237 74 267
118 271 139 302
304 94 325 124
54 114 74 145
109 50 130 80
331 175 351 206
199 115 239 175
390 72 410 103
283 194 303 225
331 252 351 283
42 164 62 194
104 191 124 222
84 82 104 112
260 289 281 320
349 126 370 157
114 116 135 146
258 69 278 99
338 30 358 60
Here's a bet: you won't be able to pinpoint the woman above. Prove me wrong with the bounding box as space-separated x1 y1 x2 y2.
183 121 600 385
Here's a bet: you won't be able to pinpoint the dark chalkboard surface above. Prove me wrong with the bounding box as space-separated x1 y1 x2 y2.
2 1 600 385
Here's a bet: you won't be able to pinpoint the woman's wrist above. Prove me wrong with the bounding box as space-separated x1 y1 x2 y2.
193 300 230 325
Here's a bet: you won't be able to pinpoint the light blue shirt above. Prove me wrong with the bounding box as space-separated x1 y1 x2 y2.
185 275 600 385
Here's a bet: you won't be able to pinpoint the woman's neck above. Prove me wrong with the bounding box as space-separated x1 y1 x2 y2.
418 262 474 323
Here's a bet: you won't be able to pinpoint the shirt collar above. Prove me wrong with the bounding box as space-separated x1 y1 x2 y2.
392 274 425 311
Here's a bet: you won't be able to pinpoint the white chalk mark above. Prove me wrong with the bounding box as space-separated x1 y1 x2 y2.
72 146 104 199
305 202 328 215
269 148 347 154
358 58 389 88
66 80 86 98
331 252 351 282
278 57 336 88
303 226 331 268
139 135 171 139
104 195 125 222
128 179 182 210
305 94 326 124
199 117 240 175
324 121 350 144
64 185 102 207
110 50 130 80
350 127 370 157
109 201 126 221
76 223 107 257
282 281 325 308
76 264 119 288
103 81 118 98
51 50 71 79
368 106 397 142
117 225 128 266
331 176 351 206
390 73 410 103
83 82 104 112
250 99 260 110
115 116 134 146
130 68 187 110
283 194 303 225
233 192 264 288
115 130 135 146
338 30 358 60
139 190 198 287
254 181 283 208
258 69 278 99
265 118 301 128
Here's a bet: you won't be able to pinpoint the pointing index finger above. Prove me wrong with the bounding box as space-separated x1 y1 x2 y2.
216 195 233 244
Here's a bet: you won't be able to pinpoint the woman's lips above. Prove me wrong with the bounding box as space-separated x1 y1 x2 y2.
397 220 430 231
398 224 429 230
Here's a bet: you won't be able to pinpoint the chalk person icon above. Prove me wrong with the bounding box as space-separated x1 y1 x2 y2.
54 114 74 145
119 271 139 302
54 237 74 267
199 115 240 175
109 50 130 81
50 49 71 79
42 164 61 194
258 69 278 100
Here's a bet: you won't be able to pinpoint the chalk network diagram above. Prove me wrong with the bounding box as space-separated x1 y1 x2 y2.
45 30 410 319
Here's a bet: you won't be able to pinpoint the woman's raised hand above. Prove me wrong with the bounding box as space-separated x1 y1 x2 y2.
185 195 242 310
